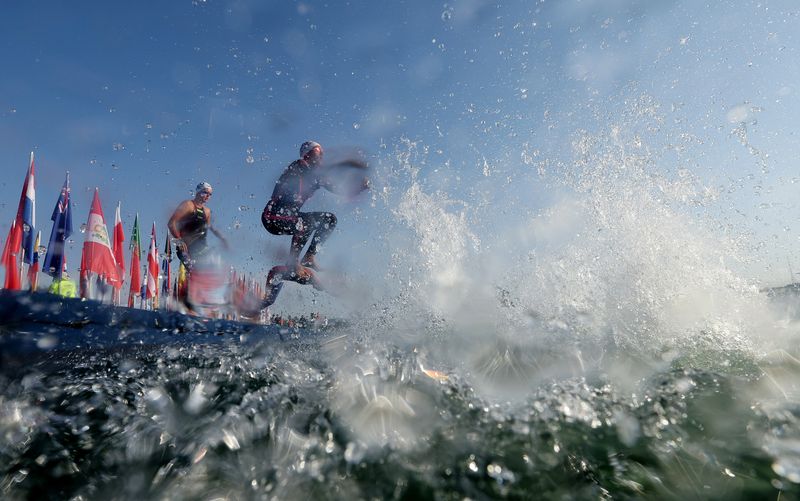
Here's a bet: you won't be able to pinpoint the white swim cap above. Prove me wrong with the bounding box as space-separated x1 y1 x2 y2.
299 141 322 157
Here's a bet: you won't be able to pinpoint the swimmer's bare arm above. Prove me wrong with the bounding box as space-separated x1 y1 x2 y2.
167 201 193 239
168 201 193 252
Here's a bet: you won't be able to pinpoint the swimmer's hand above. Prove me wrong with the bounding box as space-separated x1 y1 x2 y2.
175 239 188 253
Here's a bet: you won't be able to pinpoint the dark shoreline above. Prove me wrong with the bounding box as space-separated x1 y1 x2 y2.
0 291 326 372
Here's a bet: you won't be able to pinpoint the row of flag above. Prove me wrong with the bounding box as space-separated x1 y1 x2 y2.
1 153 169 308
2 153 270 317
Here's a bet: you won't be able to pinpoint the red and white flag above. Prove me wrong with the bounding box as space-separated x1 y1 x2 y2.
112 202 126 289
146 222 159 300
80 189 119 288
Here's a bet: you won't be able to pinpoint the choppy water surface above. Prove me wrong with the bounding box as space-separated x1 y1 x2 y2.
3 314 800 500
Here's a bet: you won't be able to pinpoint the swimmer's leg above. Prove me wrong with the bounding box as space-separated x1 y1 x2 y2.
299 212 337 268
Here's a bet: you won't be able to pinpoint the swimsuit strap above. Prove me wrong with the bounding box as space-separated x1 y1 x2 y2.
192 200 206 224
191 201 207 221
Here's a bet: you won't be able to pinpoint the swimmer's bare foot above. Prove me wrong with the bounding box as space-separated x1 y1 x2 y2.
294 264 314 281
301 254 320 271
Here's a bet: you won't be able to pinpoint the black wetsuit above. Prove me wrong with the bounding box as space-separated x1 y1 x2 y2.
261 159 337 262
176 202 210 269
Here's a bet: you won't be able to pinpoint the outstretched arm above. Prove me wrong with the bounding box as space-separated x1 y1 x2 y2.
338 158 368 170
320 159 370 196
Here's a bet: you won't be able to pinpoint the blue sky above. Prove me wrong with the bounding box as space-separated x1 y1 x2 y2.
1 0 799 311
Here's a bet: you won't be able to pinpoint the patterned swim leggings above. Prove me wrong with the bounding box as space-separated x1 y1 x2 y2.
261 206 337 259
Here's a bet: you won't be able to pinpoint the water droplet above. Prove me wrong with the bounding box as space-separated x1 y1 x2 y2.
222 430 240 450
36 335 58 349
726 104 751 124
353 122 361 130
441 8 453 22
11 470 28 483
80 223 87 233
773 459 800 483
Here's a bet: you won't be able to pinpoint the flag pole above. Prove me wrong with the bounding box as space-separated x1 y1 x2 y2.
18 248 25 289
29 230 41 291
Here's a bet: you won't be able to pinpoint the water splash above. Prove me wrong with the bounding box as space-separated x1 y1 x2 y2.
348 97 800 408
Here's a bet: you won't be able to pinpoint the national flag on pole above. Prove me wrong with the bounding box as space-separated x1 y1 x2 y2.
127 214 142 307
2 153 36 289
146 222 159 301
43 173 73 279
2 220 21 290
161 233 172 296
79 189 119 291
112 202 125 289
20 153 36 265
28 231 41 290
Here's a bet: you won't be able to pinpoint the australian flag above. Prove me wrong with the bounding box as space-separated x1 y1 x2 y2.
43 173 73 278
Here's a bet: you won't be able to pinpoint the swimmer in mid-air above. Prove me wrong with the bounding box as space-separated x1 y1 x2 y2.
259 141 368 306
